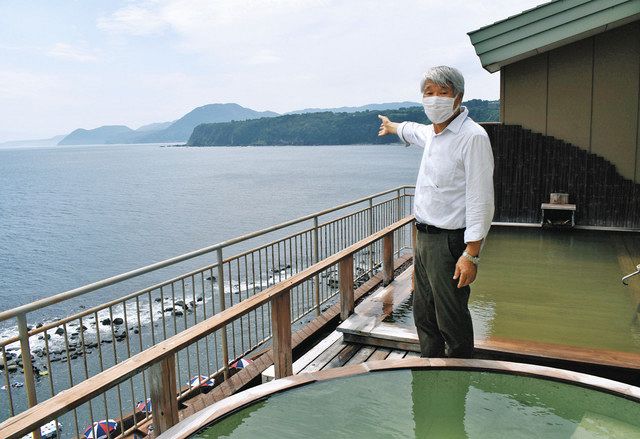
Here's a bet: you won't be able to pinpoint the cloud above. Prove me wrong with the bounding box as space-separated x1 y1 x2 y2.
0 69 60 99
0 0 546 140
246 50 282 66
97 2 169 36
47 43 99 62
96 0 327 48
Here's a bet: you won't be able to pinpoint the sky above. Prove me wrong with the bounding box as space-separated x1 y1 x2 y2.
0 0 545 142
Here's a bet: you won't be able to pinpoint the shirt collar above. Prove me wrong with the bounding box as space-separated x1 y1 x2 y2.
440 106 468 135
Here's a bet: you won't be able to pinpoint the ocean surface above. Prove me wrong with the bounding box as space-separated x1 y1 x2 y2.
0 143 421 320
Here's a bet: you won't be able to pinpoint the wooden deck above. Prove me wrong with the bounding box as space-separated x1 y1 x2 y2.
262 329 418 382
177 231 640 435
132 230 640 437
124 254 413 438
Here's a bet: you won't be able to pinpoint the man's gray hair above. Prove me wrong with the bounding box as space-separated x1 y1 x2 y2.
420 66 465 96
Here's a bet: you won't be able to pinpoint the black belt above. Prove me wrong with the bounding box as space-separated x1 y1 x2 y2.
416 222 465 234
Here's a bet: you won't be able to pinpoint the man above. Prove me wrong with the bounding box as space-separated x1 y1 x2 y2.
378 65 494 358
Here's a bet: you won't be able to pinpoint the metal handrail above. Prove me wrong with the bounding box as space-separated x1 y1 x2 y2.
622 264 640 285
0 216 416 439
0 185 414 322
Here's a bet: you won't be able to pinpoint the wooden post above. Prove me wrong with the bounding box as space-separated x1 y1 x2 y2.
339 255 354 321
17 314 40 439
216 248 230 379
149 355 179 435
383 233 394 286
271 290 293 379
411 223 417 291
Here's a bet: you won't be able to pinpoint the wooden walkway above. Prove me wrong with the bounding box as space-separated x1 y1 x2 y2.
124 254 413 438
128 231 640 436
262 329 417 382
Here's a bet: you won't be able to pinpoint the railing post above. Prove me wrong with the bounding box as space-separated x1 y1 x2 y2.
411 221 417 291
339 255 354 321
368 198 374 276
216 248 230 379
17 313 40 439
312 216 320 316
149 354 179 435
383 232 394 286
271 290 292 379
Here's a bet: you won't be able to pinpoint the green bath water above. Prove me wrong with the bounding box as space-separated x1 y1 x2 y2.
385 227 640 353
191 370 640 438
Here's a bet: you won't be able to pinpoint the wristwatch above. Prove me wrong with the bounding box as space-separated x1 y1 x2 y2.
462 251 480 265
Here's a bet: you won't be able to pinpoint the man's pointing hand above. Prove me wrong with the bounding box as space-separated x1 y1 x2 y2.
378 115 398 136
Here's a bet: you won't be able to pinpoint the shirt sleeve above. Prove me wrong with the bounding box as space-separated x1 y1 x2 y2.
463 133 495 243
397 122 431 148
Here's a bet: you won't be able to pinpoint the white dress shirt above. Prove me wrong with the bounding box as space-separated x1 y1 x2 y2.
397 107 494 243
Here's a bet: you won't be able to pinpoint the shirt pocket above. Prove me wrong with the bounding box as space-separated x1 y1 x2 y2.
431 157 457 189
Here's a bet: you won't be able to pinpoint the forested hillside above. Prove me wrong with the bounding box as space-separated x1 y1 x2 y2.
188 100 499 146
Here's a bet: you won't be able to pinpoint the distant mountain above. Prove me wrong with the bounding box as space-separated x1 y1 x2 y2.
288 102 419 114
138 103 279 143
58 126 134 145
135 121 173 132
0 135 66 147
188 99 500 146
57 103 279 145
54 100 498 146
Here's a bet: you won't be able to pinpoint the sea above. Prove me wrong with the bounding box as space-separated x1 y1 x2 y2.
0 143 422 432
0 142 421 327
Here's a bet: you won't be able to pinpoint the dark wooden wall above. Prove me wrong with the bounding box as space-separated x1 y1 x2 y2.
482 123 640 229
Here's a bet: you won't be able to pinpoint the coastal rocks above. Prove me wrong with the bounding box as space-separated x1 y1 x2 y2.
270 264 291 274
54 327 65 336
160 299 199 317
0 356 17 371
112 317 124 326
101 318 111 326
321 269 337 279
326 274 339 288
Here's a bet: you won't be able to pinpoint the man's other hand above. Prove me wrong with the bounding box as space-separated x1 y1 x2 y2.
378 115 398 136
453 257 477 288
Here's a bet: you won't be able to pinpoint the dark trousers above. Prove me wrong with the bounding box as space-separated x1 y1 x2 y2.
413 227 474 358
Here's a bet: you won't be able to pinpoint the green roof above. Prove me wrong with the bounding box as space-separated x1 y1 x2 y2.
468 0 640 72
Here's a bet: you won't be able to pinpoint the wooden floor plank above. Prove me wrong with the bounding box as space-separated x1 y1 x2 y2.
321 344 361 370
386 350 406 360
300 338 347 373
344 346 377 366
477 337 640 370
262 330 343 380
367 347 391 361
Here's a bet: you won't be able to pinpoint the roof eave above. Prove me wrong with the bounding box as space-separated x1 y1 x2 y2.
473 10 640 73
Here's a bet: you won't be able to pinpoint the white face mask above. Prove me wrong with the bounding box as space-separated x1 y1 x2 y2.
422 95 459 124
